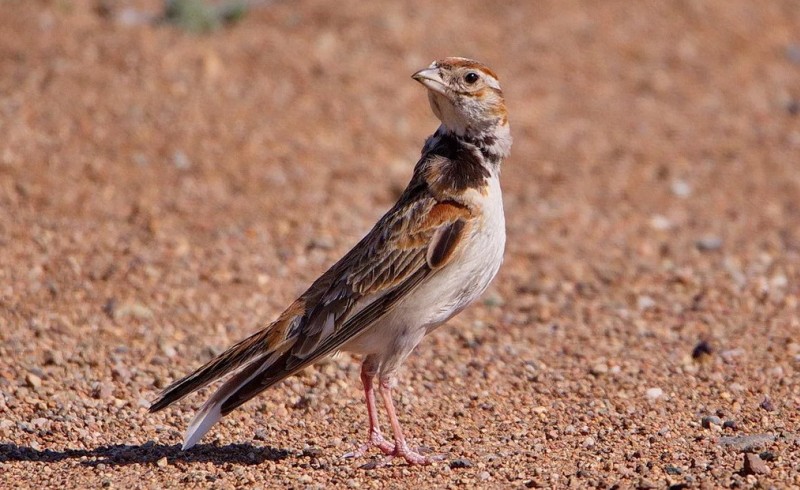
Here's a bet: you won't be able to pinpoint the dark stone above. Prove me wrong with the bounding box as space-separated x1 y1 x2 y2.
759 396 775 412
691 340 713 359
450 458 474 469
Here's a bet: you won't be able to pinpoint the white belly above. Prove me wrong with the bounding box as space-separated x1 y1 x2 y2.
344 175 505 363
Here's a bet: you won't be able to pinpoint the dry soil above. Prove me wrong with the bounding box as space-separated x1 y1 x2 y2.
1 0 799 488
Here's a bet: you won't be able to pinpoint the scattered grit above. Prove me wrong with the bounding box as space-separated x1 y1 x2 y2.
1 0 799 488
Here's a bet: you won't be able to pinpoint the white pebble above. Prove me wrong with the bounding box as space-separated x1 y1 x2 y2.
637 295 656 311
649 214 672 230
646 387 664 400
671 179 691 197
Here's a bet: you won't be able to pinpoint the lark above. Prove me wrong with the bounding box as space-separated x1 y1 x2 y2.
150 57 512 465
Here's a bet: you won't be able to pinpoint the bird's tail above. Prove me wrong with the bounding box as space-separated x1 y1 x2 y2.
148 329 273 412
179 349 284 449
149 304 307 448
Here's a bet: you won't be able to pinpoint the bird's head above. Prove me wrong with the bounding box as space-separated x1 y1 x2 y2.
412 57 508 139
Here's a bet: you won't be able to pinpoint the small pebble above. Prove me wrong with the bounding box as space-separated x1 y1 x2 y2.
759 396 775 412
701 416 722 428
302 446 322 457
787 100 799 116
759 451 776 462
159 342 177 358
638 479 657 489
590 363 608 376
115 302 153 320
450 458 473 469
172 150 191 169
742 453 770 475
92 383 114 400
26 373 42 389
720 348 745 362
156 457 168 468
786 43 800 64
115 8 154 27
670 179 691 197
722 420 738 430
111 364 131 382
637 295 656 311
44 350 64 366
696 236 722 251
645 387 663 400
649 214 672 231
358 461 379 470
691 340 713 359
483 292 505 307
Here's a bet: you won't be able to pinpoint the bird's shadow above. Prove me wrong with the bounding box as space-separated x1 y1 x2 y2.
0 441 290 467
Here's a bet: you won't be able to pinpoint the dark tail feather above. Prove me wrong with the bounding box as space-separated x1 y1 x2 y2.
220 351 298 415
149 328 276 413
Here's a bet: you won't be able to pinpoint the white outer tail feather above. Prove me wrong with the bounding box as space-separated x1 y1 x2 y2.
182 404 221 450
181 351 280 450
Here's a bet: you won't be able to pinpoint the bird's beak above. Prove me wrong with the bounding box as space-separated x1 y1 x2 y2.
412 67 447 96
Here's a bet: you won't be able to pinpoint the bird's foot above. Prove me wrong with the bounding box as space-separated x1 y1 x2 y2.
383 443 444 466
343 431 395 459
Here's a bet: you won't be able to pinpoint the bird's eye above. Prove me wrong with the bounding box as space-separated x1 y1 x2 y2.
463 72 480 84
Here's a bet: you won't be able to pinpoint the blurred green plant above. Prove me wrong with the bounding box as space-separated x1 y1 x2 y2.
164 0 248 33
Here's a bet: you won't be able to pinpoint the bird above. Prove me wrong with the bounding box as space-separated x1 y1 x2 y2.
149 57 512 466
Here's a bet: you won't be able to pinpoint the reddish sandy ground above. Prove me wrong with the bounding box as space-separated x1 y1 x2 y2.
1 0 799 488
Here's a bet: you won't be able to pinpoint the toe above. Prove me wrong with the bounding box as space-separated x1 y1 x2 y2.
343 432 396 459
395 448 444 466
342 444 369 459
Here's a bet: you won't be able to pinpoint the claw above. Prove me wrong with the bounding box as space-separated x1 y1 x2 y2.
386 444 444 466
343 430 394 459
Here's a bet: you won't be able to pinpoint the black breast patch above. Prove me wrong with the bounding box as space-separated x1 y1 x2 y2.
427 133 490 191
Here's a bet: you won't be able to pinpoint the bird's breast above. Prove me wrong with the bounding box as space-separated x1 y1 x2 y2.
416 174 506 330
342 175 505 357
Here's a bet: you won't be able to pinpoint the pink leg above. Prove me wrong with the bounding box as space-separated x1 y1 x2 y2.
343 358 394 458
378 375 443 465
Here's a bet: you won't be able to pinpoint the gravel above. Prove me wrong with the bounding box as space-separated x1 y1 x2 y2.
1 0 799 488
